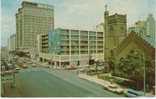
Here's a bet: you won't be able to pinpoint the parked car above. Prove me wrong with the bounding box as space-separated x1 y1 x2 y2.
77 68 85 73
32 64 37 67
124 88 144 97
21 64 28 69
7 63 15 70
15 67 20 73
66 65 77 70
16 67 20 71
27 61 33 64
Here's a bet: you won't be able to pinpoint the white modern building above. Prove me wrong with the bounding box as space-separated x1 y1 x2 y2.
38 28 104 68
8 34 16 52
146 14 155 37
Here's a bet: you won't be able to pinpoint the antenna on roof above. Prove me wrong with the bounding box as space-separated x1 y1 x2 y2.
105 4 108 11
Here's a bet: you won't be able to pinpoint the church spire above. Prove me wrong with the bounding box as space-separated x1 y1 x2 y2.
104 4 109 17
105 4 108 11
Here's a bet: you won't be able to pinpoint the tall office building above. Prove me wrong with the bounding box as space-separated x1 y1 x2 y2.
39 28 104 67
8 34 16 51
128 21 146 36
146 14 155 37
104 5 127 61
1 47 9 60
16 1 54 52
128 14 155 47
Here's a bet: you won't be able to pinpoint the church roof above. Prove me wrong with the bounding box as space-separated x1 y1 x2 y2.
115 32 155 59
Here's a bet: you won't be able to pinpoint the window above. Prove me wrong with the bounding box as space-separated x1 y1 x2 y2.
120 26 124 30
110 25 113 31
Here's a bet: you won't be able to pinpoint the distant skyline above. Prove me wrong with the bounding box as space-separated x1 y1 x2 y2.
1 0 156 47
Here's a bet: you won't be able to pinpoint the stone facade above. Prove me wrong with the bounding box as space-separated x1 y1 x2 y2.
104 7 127 61
115 32 155 62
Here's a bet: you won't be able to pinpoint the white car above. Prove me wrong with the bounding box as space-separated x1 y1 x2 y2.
15 67 21 73
16 67 20 70
32 64 37 67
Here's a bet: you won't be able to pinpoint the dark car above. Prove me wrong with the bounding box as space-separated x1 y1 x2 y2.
124 88 144 97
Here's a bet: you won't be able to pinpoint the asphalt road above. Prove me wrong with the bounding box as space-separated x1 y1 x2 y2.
5 67 121 97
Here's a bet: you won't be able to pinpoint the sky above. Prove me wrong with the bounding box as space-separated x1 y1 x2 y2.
1 0 156 47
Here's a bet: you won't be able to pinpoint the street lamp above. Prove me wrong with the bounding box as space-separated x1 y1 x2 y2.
143 52 146 96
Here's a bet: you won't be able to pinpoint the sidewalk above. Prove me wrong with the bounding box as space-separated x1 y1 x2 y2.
78 74 126 94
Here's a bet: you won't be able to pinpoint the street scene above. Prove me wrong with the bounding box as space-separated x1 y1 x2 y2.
1 0 156 97
1 65 121 97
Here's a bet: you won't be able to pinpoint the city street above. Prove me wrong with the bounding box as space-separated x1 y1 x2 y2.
4 67 121 97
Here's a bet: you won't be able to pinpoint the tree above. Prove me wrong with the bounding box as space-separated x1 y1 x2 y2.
108 49 116 73
115 50 147 90
113 49 154 91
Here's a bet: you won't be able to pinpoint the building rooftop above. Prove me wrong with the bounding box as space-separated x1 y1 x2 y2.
109 13 126 18
21 1 54 9
116 32 155 59
55 28 102 32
